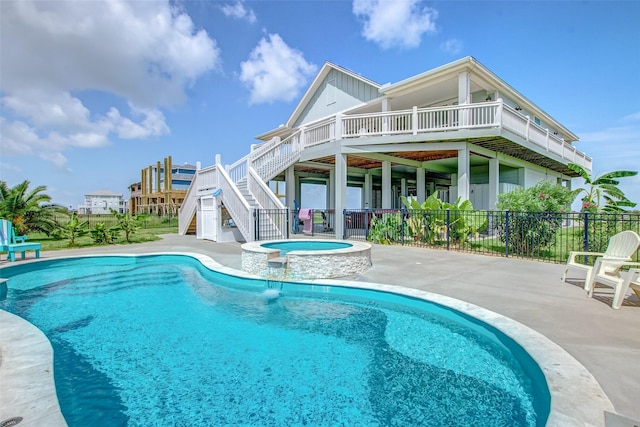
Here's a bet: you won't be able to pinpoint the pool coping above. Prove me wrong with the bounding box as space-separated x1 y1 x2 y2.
0 251 615 426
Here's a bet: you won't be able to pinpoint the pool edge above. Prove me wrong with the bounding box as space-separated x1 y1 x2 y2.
0 251 614 426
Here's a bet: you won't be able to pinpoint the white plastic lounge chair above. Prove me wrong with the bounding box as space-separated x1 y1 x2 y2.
588 261 640 309
0 218 42 262
562 230 640 291
626 268 640 301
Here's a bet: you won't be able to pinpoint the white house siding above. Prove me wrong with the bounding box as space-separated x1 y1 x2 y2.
293 69 380 128
524 168 558 189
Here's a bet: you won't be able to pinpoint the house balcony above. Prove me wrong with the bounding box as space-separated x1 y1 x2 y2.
296 100 591 176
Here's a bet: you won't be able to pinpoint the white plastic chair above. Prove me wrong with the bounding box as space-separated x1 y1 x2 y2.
588 261 640 309
562 230 640 291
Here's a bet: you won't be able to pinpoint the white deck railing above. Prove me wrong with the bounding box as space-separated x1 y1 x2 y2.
299 100 590 171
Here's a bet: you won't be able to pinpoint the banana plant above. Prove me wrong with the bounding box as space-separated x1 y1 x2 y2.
568 163 637 212
401 194 487 245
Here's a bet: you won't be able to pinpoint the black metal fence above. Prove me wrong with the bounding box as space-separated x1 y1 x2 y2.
53 213 178 229
344 209 640 264
289 209 337 238
253 209 290 241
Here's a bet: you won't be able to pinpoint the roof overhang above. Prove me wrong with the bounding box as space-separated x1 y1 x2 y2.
381 56 579 143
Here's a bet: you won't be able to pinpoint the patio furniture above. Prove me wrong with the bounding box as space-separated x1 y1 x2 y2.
562 230 640 290
627 268 640 300
0 218 42 262
588 261 640 309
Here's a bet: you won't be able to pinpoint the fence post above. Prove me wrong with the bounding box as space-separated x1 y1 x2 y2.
342 209 346 240
446 209 450 251
285 208 290 239
254 210 259 241
583 212 589 264
583 212 589 251
401 208 405 245
365 208 370 241
505 210 510 258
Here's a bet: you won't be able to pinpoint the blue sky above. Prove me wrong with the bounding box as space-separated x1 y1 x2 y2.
1 0 639 210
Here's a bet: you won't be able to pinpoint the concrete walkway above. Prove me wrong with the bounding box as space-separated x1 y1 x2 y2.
1 234 639 425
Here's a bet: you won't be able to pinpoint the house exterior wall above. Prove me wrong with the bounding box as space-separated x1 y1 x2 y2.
79 194 123 214
293 69 380 128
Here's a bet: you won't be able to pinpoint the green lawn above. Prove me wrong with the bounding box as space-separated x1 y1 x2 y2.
18 226 179 252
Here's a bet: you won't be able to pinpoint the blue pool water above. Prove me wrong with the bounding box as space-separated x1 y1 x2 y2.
261 240 352 256
0 255 549 426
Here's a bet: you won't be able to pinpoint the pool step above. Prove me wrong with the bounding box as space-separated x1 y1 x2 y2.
268 257 288 268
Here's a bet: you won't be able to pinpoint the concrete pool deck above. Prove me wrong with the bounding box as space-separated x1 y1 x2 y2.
1 234 639 426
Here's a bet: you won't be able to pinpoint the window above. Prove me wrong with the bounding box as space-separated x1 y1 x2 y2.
534 116 541 126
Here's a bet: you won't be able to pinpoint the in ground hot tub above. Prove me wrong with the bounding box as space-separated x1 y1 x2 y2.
241 239 372 280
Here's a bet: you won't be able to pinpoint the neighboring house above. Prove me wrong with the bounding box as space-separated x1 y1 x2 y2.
78 190 124 214
129 156 197 216
179 56 591 242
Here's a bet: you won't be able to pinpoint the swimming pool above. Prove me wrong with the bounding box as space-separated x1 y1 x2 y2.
0 255 549 426
261 240 353 255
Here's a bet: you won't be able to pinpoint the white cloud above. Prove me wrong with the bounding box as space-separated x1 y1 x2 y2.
0 0 218 169
1 0 220 107
221 1 257 23
240 34 317 105
440 38 462 55
352 0 437 49
1 96 170 169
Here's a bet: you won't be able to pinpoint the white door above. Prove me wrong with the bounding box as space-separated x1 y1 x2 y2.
200 196 217 241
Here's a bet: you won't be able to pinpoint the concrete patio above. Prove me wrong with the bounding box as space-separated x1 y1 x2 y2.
1 234 638 426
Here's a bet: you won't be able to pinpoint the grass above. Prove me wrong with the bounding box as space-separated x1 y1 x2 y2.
19 226 178 252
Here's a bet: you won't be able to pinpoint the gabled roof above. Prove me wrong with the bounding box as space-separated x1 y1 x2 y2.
256 62 381 140
256 57 579 143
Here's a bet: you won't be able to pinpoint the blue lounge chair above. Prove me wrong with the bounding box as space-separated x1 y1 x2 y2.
0 218 41 262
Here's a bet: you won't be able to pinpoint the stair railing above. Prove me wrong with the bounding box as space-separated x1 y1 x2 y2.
248 167 287 239
250 130 303 181
216 164 254 241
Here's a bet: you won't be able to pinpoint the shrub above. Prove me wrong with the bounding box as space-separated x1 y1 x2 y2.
495 181 573 254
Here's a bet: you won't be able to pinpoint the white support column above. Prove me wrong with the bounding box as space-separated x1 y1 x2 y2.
401 178 407 199
382 161 392 209
382 99 390 133
334 113 343 140
458 71 471 127
334 153 347 239
457 147 470 201
416 168 425 203
328 170 335 210
364 173 372 209
488 158 499 209
285 165 296 209
458 71 471 105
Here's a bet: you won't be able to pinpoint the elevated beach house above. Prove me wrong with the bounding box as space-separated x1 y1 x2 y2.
178 56 591 242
